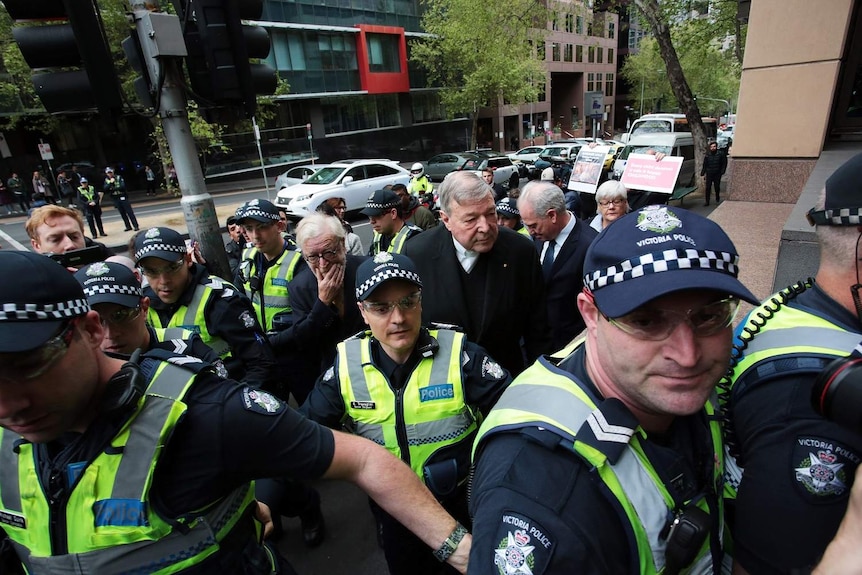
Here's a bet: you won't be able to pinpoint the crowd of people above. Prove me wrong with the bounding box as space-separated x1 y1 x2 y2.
1 151 862 575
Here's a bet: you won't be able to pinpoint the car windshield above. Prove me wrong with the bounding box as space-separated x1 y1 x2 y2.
461 158 486 171
618 145 673 161
539 148 565 159
630 120 673 136
304 167 344 184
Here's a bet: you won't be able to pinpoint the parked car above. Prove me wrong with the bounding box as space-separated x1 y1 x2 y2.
532 144 582 174
508 146 545 176
717 129 733 150
273 164 330 191
460 155 520 189
424 152 480 182
274 159 411 219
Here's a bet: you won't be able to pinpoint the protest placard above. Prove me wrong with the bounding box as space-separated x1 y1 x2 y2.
619 153 683 194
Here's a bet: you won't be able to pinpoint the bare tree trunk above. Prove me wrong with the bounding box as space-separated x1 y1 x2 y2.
734 17 743 66
632 0 708 190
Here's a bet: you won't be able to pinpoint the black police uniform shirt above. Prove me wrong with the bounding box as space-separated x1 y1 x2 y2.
300 329 510 431
145 325 227 378
730 282 862 575
144 262 276 388
32 356 333 573
468 345 716 575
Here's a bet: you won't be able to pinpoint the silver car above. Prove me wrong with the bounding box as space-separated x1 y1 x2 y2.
274 164 330 191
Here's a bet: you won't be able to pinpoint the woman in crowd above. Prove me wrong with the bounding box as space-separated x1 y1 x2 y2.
316 197 364 255
589 179 629 232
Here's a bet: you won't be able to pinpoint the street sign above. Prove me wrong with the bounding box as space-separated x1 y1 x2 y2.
585 91 604 119
38 143 54 161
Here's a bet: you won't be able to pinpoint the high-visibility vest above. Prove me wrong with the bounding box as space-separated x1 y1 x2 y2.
78 185 97 203
369 224 420 256
474 354 725 575
0 359 259 574
147 277 232 358
408 175 432 195
239 245 303 331
338 329 476 479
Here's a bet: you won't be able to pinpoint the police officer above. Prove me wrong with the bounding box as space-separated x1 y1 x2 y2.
73 261 224 371
232 199 325 547
0 251 473 574
724 153 862 574
133 226 276 388
408 162 433 196
495 197 529 236
469 205 760 574
301 252 510 575
77 177 106 239
362 189 422 256
102 167 139 232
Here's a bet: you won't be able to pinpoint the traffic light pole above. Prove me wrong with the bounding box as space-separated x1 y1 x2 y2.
129 0 231 280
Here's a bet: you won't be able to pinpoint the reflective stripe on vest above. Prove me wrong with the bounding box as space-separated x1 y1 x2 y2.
78 186 96 202
147 279 230 358
337 329 476 477
240 246 302 331
0 360 257 574
371 225 415 256
474 356 723 575
730 302 861 401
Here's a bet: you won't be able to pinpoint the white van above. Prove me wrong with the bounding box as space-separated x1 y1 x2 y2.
621 113 718 143
611 132 696 188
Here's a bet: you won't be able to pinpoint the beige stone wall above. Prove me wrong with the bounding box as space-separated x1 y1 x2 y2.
734 0 854 160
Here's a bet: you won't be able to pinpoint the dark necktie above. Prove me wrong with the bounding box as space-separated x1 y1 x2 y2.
542 239 555 278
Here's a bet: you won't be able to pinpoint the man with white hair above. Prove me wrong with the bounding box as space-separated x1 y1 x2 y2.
403 170 550 376
518 181 597 351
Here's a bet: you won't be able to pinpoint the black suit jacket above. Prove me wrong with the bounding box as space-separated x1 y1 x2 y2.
403 225 550 376
536 217 598 352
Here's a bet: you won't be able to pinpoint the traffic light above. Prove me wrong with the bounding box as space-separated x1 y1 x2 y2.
4 0 123 116
173 0 278 117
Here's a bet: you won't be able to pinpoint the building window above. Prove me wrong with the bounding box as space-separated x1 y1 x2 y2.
565 14 574 33
564 44 573 62
608 48 614 64
609 22 615 40
595 76 602 94
538 81 546 102
576 45 583 62
588 46 595 63
587 73 594 92
629 27 645 50
587 21 593 36
576 15 583 34
552 43 561 61
321 94 400 135
537 41 546 60
412 92 446 124
366 33 401 73
605 73 614 96
597 47 603 63
552 13 559 31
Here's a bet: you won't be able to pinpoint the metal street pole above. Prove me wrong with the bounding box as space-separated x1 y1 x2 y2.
130 0 230 279
252 116 270 201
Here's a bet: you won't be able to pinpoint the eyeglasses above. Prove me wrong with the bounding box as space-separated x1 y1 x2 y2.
361 291 422 317
139 259 185 278
304 248 340 264
0 318 78 381
334 205 347 212
98 306 142 326
586 290 740 341
599 198 626 207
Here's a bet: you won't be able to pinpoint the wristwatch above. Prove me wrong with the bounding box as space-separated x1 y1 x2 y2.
433 522 468 563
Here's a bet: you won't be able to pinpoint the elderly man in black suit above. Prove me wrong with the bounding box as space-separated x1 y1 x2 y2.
518 181 598 352
403 170 550 376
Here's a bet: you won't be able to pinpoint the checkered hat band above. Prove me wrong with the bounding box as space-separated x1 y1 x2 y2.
822 208 862 225
134 243 187 260
356 268 422 299
83 284 142 299
497 203 519 217
239 207 279 222
366 201 398 210
585 248 739 291
1 298 90 321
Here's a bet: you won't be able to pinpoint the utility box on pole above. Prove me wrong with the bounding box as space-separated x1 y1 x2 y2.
130 0 231 280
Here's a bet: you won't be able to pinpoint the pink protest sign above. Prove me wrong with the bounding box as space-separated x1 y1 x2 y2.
619 153 683 195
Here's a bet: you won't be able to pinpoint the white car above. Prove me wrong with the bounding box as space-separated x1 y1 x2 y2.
273 164 330 191
275 159 411 218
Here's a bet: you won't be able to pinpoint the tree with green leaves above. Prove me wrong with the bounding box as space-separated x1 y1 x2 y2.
412 0 549 150
628 0 744 185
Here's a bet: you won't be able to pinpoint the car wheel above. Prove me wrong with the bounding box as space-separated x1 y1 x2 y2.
508 173 519 189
